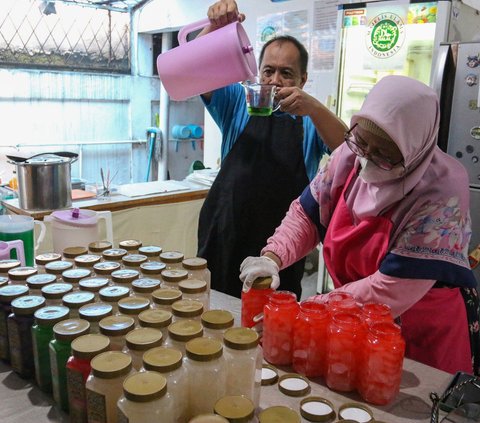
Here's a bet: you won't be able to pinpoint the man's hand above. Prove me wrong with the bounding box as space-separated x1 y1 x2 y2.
207 0 245 29
276 86 319 117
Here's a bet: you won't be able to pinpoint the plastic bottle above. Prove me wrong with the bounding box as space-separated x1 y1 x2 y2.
138 308 172 340
79 302 113 334
182 257 211 294
201 309 234 342
161 269 188 289
117 296 150 326
99 315 135 351
151 287 182 311
171 298 204 322
179 279 209 311
164 319 203 355
122 327 163 370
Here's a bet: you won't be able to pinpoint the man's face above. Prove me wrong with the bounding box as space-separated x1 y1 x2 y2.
259 41 307 88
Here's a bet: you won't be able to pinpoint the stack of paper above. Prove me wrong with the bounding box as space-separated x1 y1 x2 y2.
186 169 219 187
117 180 190 197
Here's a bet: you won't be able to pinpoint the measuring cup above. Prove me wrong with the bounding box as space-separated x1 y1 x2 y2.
243 82 280 117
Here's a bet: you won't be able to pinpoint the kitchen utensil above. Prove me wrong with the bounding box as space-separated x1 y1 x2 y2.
156 18 257 100
243 82 280 116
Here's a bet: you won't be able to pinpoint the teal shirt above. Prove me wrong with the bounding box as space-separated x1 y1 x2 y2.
203 83 328 181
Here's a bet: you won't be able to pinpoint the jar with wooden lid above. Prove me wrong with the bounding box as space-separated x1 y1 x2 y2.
165 319 203 355
159 251 184 270
8 266 37 285
0 284 29 361
117 371 174 423
32 305 70 392
88 241 112 254
241 276 273 328
138 245 162 259
117 296 150 327
179 279 209 311
123 327 163 370
86 351 134 423
111 269 140 290
184 337 227 420
138 309 172 340
41 282 74 306
131 277 161 299
161 269 188 289
151 287 182 311
99 285 130 314
94 261 121 276
142 346 187 422
119 239 142 254
63 246 88 264
188 415 229 423
79 277 110 301
74 254 102 272
258 406 300 423
45 260 73 281
62 291 96 318
99 315 135 351
66 334 110 423
62 268 92 287
102 248 128 262
122 254 148 271
79 302 113 334
0 259 21 275
182 257 211 293
214 395 256 423
171 299 204 322
7 295 45 378
201 310 234 341
50 318 91 411
35 252 61 273
140 261 166 278
26 273 56 296
223 327 262 408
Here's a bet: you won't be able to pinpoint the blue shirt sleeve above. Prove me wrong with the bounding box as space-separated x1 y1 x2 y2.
302 116 328 181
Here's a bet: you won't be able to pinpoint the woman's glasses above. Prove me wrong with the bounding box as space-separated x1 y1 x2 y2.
344 123 404 171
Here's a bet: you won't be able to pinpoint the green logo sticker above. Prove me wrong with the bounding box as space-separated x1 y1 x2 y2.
366 13 405 58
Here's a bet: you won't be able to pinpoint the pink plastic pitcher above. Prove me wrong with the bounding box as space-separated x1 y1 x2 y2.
157 18 257 100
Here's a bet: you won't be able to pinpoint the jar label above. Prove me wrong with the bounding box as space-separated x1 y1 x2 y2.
0 309 8 359
118 409 130 423
86 388 107 423
67 368 87 423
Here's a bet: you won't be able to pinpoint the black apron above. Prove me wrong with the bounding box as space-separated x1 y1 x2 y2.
198 113 310 299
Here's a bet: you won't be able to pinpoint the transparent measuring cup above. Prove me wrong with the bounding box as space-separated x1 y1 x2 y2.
243 81 280 117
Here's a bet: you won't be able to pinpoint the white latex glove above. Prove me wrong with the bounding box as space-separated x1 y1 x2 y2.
239 255 280 293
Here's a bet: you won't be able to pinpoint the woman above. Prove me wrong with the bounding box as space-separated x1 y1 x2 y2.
240 75 479 375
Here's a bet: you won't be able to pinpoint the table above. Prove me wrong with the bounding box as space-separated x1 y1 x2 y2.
0 290 453 423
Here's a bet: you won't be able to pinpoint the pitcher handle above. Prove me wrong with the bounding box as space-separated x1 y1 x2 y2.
8 240 26 266
177 17 237 45
34 220 46 251
96 211 114 244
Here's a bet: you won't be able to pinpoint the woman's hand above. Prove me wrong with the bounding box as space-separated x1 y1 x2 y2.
239 255 280 293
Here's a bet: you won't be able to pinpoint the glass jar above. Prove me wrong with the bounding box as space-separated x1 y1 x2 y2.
35 252 62 273
325 312 366 392
131 277 161 299
171 299 204 322
138 309 172 340
79 302 113 333
7 295 45 378
50 318 91 411
88 241 113 254
292 300 330 378
179 279 209 311
161 269 188 289
123 327 163 370
165 319 203 355
325 291 361 315
361 302 394 327
26 273 57 296
0 259 21 276
86 351 134 423
182 257 211 293
159 251 184 270
45 260 74 281
142 346 187 422
117 371 174 423
74 254 102 273
62 291 96 318
118 296 151 327
241 277 274 328
79 277 111 301
62 268 92 287
140 261 166 279
8 266 38 285
32 305 70 392
99 315 135 351
357 321 405 405
119 239 142 254
214 395 256 423
0 284 29 361
66 334 111 423
94 261 121 277
111 269 140 290
102 248 128 263
122 254 148 271
201 310 234 341
184 337 227 420
42 282 74 306
151 287 182 311
262 291 299 366
99 285 130 314
138 245 162 260
223 327 262 408
63 246 89 264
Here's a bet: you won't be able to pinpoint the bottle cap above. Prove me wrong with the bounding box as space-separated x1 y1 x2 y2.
182 257 207 270
93 261 121 275
63 246 88 259
138 245 162 257
300 397 336 422
185 337 222 362
119 239 142 251
26 273 56 290
161 269 188 283
44 260 73 275
171 299 203 318
179 279 207 294
0 276 8 287
11 295 45 315
142 346 183 372
99 315 135 336
214 395 255 422
138 309 172 329
140 262 166 275
61 268 92 283
35 252 62 265
258 406 300 423
122 254 148 267
152 288 182 305
123 371 166 402
74 254 101 268
79 302 113 322
168 319 203 342
118 296 150 315
71 334 110 360
278 373 311 397
88 241 112 253
223 327 258 350
62 291 95 309
0 284 29 303
99 285 130 302
53 318 90 342
111 269 139 284
0 259 21 273
338 403 374 422
8 266 37 281
125 327 163 351
91 351 132 378
188 414 228 423
34 305 70 326
102 248 128 261
132 278 161 293
41 283 73 299
79 277 110 292
252 276 273 290
159 251 184 264
201 310 234 331
261 364 279 386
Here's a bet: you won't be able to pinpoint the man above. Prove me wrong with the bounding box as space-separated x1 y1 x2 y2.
197 0 346 298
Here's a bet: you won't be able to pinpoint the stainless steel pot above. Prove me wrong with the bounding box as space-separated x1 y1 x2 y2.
7 152 78 211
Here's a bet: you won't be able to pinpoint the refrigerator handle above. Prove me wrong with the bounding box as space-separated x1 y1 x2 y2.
431 44 450 101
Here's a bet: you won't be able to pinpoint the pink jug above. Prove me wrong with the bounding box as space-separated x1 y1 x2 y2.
0 240 25 266
157 18 257 100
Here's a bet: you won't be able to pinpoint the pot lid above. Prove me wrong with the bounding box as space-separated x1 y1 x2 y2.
50 208 98 226
26 154 70 164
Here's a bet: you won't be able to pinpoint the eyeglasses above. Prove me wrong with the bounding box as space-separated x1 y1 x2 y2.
344 123 404 171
